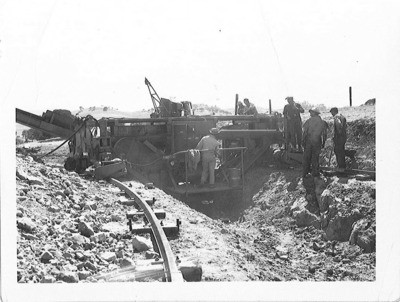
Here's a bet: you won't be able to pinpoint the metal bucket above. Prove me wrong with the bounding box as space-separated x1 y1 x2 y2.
227 168 241 187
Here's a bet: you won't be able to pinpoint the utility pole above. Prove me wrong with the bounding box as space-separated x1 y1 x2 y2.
269 99 272 114
235 94 238 115
349 86 352 107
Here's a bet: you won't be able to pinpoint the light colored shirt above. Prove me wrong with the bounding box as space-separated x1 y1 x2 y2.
196 135 220 161
303 115 327 145
333 113 347 140
244 103 258 115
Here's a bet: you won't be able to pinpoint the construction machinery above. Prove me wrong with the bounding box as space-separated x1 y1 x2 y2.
16 79 285 196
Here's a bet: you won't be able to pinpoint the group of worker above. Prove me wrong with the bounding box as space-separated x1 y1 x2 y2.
195 96 347 187
282 96 347 178
237 98 258 116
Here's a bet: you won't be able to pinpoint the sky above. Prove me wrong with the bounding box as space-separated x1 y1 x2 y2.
1 0 400 114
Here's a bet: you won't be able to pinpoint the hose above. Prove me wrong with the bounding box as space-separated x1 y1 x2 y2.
39 115 97 159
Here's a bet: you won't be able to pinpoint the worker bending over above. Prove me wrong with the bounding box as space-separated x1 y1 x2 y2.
243 98 258 116
196 128 221 188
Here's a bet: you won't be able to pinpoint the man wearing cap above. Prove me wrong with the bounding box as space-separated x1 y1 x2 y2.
243 98 258 116
196 128 221 187
302 108 327 177
283 96 305 152
330 107 347 171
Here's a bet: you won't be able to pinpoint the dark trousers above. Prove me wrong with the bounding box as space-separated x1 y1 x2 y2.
293 119 302 148
334 137 346 168
303 142 321 177
286 119 302 149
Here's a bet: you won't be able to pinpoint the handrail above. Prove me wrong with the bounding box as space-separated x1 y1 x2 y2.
110 178 183 282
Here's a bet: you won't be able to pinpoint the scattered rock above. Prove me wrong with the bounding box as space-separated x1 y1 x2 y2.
55 191 66 199
84 261 97 272
40 251 54 263
132 236 152 252
292 208 320 229
101 222 126 234
90 232 107 243
64 188 73 196
16 169 29 180
354 227 376 253
324 211 363 241
115 250 124 258
319 189 334 213
145 250 160 259
40 275 56 283
78 221 95 237
111 214 120 222
179 259 203 282
101 252 116 262
120 258 135 268
48 205 62 213
21 233 39 240
78 270 92 281
71 234 88 245
17 217 37 233
28 176 44 186
75 251 86 261
58 271 79 283
84 201 97 210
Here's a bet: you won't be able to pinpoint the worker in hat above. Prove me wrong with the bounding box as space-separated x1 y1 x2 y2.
243 98 258 116
196 128 221 187
237 101 245 115
330 107 347 171
302 108 327 177
283 96 305 152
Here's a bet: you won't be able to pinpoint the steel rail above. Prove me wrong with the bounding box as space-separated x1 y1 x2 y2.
110 178 184 282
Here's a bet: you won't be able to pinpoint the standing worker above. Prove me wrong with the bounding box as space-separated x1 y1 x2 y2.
283 96 305 152
330 107 347 172
243 98 258 115
196 128 221 188
302 108 327 178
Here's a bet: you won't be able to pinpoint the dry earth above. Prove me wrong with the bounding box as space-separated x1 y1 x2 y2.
16 105 375 283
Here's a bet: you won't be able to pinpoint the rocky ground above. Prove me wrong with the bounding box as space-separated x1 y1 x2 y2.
16 106 376 283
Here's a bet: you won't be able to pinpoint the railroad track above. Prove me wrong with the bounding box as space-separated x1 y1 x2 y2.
108 178 184 282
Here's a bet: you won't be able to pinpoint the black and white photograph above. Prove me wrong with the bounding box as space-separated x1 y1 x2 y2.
1 0 399 301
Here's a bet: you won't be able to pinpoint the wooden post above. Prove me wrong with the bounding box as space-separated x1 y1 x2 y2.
349 86 352 107
269 99 272 114
235 94 239 115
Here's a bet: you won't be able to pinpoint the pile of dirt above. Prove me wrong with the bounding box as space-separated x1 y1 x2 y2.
238 169 375 281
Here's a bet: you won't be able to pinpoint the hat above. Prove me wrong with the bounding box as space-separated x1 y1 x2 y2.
209 128 219 135
309 107 320 114
285 96 294 102
329 107 338 113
